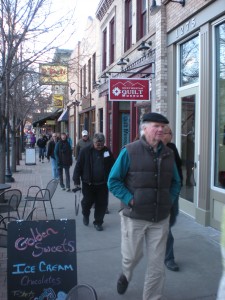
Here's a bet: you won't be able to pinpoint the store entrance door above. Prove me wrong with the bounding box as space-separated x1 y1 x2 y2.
177 86 199 217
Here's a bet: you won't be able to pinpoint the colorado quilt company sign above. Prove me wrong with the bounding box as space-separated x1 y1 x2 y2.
109 78 150 101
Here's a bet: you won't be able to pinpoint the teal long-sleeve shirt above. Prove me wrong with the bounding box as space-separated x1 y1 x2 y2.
107 147 181 206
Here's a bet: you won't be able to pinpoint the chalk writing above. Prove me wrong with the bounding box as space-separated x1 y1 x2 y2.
15 227 58 251
32 239 75 257
39 261 74 272
11 290 35 300
8 220 77 300
12 261 74 274
21 275 61 286
12 263 35 274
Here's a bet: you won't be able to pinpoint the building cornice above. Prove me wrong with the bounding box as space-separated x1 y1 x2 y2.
96 0 114 21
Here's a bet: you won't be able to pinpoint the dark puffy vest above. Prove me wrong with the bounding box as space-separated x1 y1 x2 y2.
123 138 175 222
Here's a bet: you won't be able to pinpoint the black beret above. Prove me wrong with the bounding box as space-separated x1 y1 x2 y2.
142 112 169 124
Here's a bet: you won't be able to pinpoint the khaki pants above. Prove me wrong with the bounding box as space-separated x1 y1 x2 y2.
120 212 169 300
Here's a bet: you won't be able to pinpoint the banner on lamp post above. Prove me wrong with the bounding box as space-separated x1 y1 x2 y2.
109 78 150 101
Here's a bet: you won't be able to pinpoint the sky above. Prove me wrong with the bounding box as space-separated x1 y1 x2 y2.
54 0 100 49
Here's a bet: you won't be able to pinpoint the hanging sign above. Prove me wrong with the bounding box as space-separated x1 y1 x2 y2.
109 78 150 101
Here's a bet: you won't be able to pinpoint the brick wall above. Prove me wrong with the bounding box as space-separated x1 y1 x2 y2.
164 0 216 32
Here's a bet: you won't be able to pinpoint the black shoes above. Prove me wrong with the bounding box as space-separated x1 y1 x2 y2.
83 216 89 226
165 259 179 271
117 273 129 294
94 224 103 231
72 186 81 193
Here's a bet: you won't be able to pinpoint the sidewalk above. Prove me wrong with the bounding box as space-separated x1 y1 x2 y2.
0 152 223 300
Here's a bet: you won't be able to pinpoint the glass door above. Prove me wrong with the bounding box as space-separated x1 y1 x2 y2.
177 87 199 216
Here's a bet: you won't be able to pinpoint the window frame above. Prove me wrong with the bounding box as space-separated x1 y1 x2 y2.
211 18 225 192
136 0 147 41
109 17 115 65
102 28 107 71
92 53 96 89
124 0 132 52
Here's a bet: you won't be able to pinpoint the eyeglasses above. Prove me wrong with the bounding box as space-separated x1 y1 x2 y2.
164 132 172 135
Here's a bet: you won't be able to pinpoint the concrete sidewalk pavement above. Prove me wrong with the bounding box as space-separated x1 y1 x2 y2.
0 152 223 300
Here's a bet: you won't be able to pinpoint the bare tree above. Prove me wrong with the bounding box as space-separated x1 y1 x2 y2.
0 0 77 182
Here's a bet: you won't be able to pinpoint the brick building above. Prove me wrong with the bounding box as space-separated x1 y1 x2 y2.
67 0 225 229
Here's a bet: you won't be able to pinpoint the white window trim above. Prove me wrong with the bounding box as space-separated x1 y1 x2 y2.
211 16 225 193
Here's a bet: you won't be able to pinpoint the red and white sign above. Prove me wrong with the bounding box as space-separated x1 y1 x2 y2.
109 78 150 101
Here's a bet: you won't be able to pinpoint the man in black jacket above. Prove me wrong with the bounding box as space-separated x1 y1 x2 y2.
73 133 114 231
54 132 73 192
162 125 183 272
37 134 47 163
47 133 59 180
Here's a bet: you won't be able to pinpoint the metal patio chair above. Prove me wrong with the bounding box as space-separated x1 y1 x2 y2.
22 179 58 219
0 189 22 220
0 208 36 248
0 216 18 248
65 284 98 300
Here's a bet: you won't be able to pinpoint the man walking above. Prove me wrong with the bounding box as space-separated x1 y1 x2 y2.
47 133 59 180
108 112 181 300
73 133 114 231
55 132 73 192
75 130 92 159
37 134 47 163
162 125 183 272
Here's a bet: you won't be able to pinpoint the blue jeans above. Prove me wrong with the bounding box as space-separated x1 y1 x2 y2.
39 148 45 160
165 227 174 262
165 197 179 262
51 158 58 180
58 166 70 189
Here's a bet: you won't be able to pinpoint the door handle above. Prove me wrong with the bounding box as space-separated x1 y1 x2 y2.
192 163 197 186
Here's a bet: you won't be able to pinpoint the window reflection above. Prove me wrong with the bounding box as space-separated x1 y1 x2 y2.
180 95 195 202
180 36 199 86
215 22 225 188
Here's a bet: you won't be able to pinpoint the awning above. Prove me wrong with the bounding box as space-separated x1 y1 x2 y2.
58 109 69 122
32 109 61 127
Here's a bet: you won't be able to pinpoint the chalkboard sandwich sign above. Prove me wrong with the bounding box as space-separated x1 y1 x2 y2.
7 219 77 300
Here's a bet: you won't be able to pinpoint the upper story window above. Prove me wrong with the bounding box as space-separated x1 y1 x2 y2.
92 53 96 89
137 0 147 41
124 0 132 52
109 17 115 65
102 28 107 71
83 64 86 96
80 68 82 96
180 35 199 86
88 58 91 93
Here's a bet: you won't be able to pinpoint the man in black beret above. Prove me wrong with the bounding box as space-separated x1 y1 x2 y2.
108 112 181 299
142 112 169 124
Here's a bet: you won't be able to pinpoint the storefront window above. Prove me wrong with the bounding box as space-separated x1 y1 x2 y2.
215 22 225 188
180 35 199 86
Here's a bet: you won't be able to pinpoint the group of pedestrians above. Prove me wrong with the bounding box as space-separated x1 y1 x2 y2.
33 112 223 299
